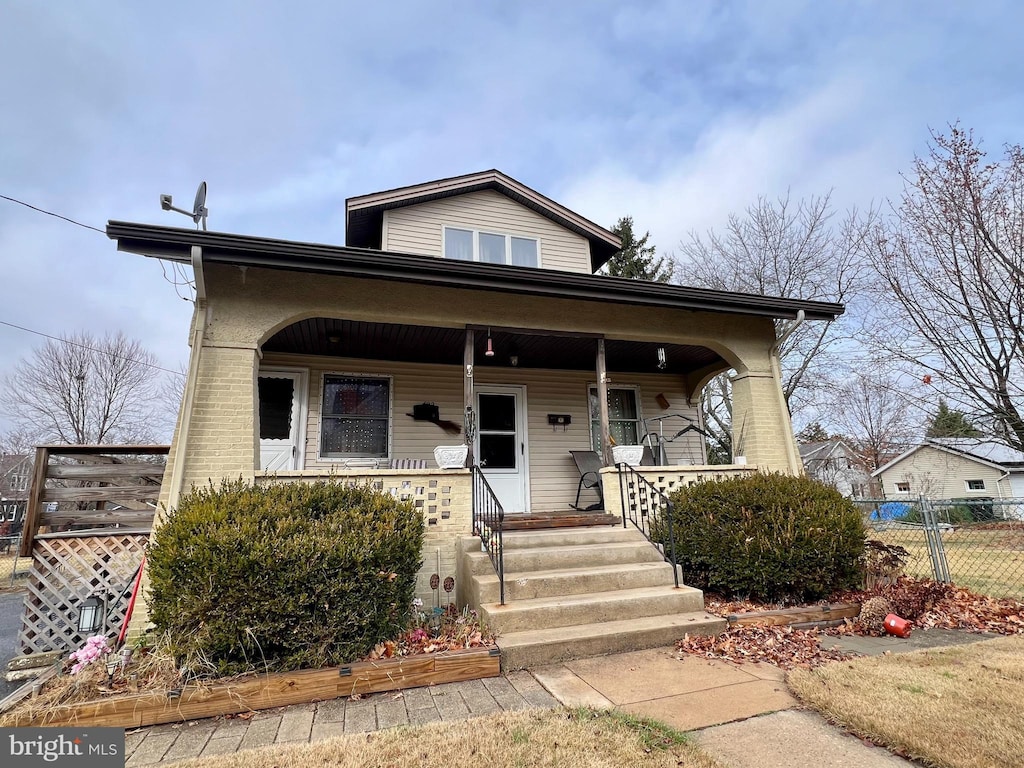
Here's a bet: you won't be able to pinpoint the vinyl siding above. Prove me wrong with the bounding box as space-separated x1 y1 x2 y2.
877 445 1012 498
382 190 593 274
261 354 702 512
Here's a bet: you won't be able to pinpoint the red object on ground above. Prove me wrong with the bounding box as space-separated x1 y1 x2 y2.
118 555 146 646
883 613 912 638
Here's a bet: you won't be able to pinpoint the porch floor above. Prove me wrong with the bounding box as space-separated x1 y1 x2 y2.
497 510 619 530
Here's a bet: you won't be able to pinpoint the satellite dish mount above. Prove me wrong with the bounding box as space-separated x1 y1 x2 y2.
160 181 209 231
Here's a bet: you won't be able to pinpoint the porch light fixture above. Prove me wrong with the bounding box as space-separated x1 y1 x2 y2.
656 347 667 370
77 593 106 634
485 329 495 357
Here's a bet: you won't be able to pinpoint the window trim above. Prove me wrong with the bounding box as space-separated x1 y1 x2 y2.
894 481 911 494
965 478 987 492
442 226 542 268
587 383 644 452
317 371 394 462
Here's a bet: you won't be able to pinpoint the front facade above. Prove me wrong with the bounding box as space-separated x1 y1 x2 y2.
872 438 1024 499
109 170 842 608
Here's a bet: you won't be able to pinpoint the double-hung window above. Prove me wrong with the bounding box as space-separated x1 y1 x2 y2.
320 375 390 458
443 227 538 267
588 386 642 451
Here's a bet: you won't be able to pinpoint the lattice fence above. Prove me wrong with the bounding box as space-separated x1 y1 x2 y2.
17 531 148 656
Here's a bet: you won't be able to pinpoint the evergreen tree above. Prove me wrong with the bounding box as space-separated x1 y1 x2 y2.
926 398 982 438
797 422 831 443
606 216 673 282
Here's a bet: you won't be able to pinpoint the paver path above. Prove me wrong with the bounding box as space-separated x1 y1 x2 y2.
125 672 557 766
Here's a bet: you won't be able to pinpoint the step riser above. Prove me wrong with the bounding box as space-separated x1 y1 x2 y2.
499 545 663 574
499 617 726 671
475 563 679 603
501 527 645 549
483 589 705 634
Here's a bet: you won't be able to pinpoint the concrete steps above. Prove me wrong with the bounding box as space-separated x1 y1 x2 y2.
459 525 724 670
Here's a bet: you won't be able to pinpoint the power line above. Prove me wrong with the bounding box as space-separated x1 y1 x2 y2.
0 194 105 234
0 320 185 376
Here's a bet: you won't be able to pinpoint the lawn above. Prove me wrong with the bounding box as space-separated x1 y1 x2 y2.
169 709 722 768
788 635 1024 768
871 525 1024 599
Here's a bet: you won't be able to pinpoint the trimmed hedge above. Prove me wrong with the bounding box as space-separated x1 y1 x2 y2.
662 473 866 602
147 479 423 676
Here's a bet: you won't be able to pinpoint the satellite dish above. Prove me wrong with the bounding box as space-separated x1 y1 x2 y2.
159 180 210 230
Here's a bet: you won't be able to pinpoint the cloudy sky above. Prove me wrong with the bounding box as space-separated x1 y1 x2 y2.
2 1 1022 436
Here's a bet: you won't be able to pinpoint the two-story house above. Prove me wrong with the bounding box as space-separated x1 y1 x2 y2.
107 170 842 663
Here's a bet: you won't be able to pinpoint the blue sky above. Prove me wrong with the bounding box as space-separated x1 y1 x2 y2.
2 1 1022 435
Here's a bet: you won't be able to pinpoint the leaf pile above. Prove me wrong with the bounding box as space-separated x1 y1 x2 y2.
367 604 495 660
676 625 854 670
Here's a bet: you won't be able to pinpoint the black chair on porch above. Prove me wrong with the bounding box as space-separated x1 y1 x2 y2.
569 450 604 511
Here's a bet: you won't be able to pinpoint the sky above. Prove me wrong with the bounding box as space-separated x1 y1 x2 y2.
2 0 1023 438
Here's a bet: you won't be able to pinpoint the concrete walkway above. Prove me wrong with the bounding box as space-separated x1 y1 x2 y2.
124 629 991 767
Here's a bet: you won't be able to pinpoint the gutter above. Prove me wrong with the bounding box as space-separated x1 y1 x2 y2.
770 310 805 474
163 245 207 518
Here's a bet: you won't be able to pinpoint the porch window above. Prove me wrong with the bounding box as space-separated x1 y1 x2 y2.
588 386 642 452
443 227 538 267
320 375 391 458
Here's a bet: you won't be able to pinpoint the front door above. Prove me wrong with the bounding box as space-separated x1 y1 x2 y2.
258 370 307 471
475 385 529 513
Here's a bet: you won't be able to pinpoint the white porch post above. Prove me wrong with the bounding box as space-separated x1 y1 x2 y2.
464 328 475 467
596 338 612 466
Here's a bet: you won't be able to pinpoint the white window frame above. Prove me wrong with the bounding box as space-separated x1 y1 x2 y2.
317 372 394 462
442 226 541 267
587 384 644 452
965 479 987 492
894 481 911 494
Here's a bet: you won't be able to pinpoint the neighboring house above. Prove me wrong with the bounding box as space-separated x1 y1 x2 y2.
106 168 842 619
872 438 1024 500
0 454 31 551
799 439 872 498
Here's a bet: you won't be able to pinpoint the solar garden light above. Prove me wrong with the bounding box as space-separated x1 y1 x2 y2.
77 593 106 634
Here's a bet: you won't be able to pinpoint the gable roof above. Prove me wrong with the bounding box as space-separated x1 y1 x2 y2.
345 170 622 272
106 221 845 322
799 439 856 463
870 438 1023 477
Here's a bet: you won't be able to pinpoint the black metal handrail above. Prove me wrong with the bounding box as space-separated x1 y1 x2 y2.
617 463 679 588
471 466 505 605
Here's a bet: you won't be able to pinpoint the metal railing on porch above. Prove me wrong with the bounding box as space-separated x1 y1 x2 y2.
617 463 679 588
470 465 505 605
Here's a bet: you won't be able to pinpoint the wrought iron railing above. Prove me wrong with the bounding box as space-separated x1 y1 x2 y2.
617 463 679 588
471 466 505 604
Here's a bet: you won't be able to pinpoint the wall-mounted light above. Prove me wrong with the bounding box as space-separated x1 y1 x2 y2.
656 347 667 370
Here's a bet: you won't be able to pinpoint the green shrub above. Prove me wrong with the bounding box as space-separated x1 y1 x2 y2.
147 479 423 676
661 473 866 602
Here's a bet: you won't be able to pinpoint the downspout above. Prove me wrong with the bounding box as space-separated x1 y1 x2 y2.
163 245 207 519
769 310 804 474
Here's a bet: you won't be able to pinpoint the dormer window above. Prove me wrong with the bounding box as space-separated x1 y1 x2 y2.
443 227 539 267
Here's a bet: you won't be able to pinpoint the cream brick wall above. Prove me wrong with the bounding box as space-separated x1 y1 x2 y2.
730 370 802 473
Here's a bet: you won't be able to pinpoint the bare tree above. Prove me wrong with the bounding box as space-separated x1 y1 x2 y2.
867 126 1024 450
1 331 175 446
829 372 922 473
677 193 875 458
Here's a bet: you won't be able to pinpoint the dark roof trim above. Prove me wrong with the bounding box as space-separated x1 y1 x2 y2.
106 221 844 322
345 169 621 271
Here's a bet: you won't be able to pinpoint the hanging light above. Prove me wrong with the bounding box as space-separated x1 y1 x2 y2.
77 594 105 634
485 329 495 357
656 347 667 370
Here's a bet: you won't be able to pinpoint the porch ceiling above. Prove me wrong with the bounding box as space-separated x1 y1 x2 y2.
263 318 726 375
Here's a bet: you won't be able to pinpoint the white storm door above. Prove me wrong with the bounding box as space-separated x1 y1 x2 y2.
258 370 307 471
476 386 529 513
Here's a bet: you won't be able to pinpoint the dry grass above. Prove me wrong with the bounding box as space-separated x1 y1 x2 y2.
170 708 723 768
788 635 1024 768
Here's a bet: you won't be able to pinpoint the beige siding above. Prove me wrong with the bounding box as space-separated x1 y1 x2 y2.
262 353 702 512
382 189 593 273
877 445 1012 499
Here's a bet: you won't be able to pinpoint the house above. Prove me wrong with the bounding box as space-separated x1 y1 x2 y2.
872 438 1024 503
107 169 842 662
799 439 872 498
0 454 31 552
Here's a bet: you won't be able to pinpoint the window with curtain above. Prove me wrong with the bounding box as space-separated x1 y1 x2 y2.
320 375 390 458
442 227 538 267
588 387 642 451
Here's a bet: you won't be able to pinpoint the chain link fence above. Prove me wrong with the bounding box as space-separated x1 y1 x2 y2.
855 498 1024 599
1 524 29 587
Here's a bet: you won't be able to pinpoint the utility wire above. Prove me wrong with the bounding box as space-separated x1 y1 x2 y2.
0 320 185 376
0 194 105 234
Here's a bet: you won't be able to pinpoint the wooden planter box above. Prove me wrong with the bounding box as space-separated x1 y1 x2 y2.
726 602 862 629
6 647 500 728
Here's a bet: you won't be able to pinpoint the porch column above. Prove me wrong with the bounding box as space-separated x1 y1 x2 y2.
464 328 475 467
596 338 612 466
730 367 802 473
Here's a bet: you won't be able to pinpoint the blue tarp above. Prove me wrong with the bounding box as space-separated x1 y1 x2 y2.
870 502 911 520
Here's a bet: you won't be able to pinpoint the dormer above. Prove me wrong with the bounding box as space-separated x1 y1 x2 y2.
345 170 621 274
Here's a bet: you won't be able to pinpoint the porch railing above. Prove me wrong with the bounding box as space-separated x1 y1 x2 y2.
617 463 679 588
471 466 505 605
